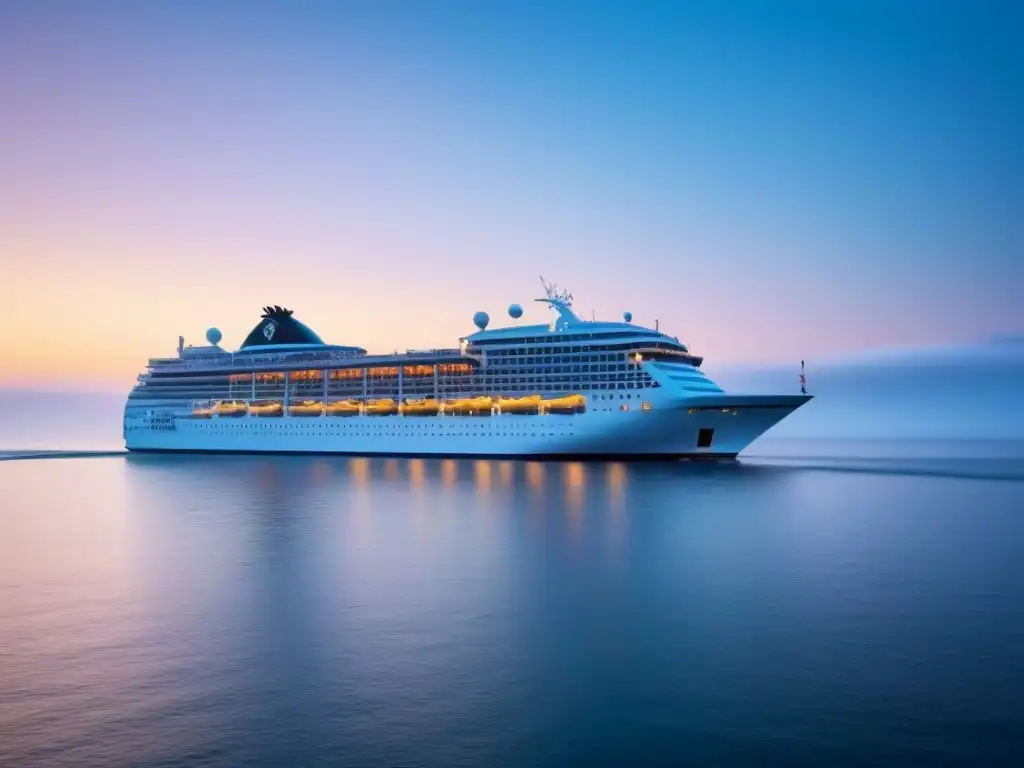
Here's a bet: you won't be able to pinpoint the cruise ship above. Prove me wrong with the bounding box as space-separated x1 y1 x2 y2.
124 280 811 458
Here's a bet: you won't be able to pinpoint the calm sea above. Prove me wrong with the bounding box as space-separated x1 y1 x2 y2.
2 376 1024 765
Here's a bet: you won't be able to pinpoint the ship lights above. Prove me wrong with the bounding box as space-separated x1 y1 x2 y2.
329 368 362 380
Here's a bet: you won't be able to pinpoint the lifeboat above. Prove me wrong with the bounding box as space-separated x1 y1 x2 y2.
288 401 324 417
214 401 248 417
540 394 586 415
191 407 212 418
497 395 541 415
445 396 493 416
250 401 284 417
365 398 398 416
325 399 361 417
401 398 440 416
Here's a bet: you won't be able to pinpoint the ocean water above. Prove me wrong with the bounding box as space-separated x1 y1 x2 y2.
2 368 1024 765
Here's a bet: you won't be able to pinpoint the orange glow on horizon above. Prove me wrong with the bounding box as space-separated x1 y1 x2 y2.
1 250 930 392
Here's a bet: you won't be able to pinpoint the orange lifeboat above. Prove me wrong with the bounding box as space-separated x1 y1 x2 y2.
214 401 248 417
325 399 361 417
365 398 398 416
288 401 324 417
250 401 284 417
497 395 541 414
401 398 440 416
540 394 586 415
445 396 493 416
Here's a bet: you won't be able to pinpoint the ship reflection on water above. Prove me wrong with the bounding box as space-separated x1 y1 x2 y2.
120 452 654 510
118 452 773 568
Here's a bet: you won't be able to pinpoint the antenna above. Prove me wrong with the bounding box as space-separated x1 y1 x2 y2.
538 274 574 306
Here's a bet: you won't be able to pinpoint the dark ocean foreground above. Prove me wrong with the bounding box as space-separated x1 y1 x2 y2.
2 441 1024 766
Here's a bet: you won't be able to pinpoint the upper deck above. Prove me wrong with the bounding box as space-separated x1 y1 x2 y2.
458 280 702 365
140 278 708 385
128 283 729 406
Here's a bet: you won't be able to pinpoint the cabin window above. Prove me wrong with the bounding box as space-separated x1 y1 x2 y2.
438 363 472 375
288 369 322 382
329 368 362 380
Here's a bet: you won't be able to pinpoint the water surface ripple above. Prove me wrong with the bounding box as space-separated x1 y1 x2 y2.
2 444 1023 766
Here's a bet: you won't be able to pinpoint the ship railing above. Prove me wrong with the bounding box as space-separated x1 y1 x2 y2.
405 348 463 356
149 349 367 372
148 348 476 373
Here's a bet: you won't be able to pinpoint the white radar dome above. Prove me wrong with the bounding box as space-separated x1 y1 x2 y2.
206 327 223 345
472 311 490 331
508 303 523 319
623 311 632 323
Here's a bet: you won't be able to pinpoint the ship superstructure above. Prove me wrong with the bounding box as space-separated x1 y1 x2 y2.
124 282 811 458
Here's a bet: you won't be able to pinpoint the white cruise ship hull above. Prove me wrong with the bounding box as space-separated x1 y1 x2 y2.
124 394 810 460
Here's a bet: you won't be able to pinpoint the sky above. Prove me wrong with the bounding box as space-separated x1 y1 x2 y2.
1 0 1021 390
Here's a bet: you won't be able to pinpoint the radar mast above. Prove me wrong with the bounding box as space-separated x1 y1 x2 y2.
536 275 581 330
539 275 574 306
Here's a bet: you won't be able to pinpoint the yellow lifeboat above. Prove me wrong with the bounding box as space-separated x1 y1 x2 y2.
540 394 586 415
497 395 541 414
214 401 248 417
192 407 212 418
401 398 440 416
250 401 284 417
445 396 493 416
325 399 361 417
365 398 398 416
288 400 324 417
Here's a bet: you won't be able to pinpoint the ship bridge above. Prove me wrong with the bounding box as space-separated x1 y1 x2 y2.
461 281 702 368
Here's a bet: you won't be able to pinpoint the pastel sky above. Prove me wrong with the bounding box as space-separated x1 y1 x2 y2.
1 0 1021 390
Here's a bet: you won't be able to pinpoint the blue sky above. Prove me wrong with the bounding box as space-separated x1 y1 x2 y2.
1 0 1021 386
